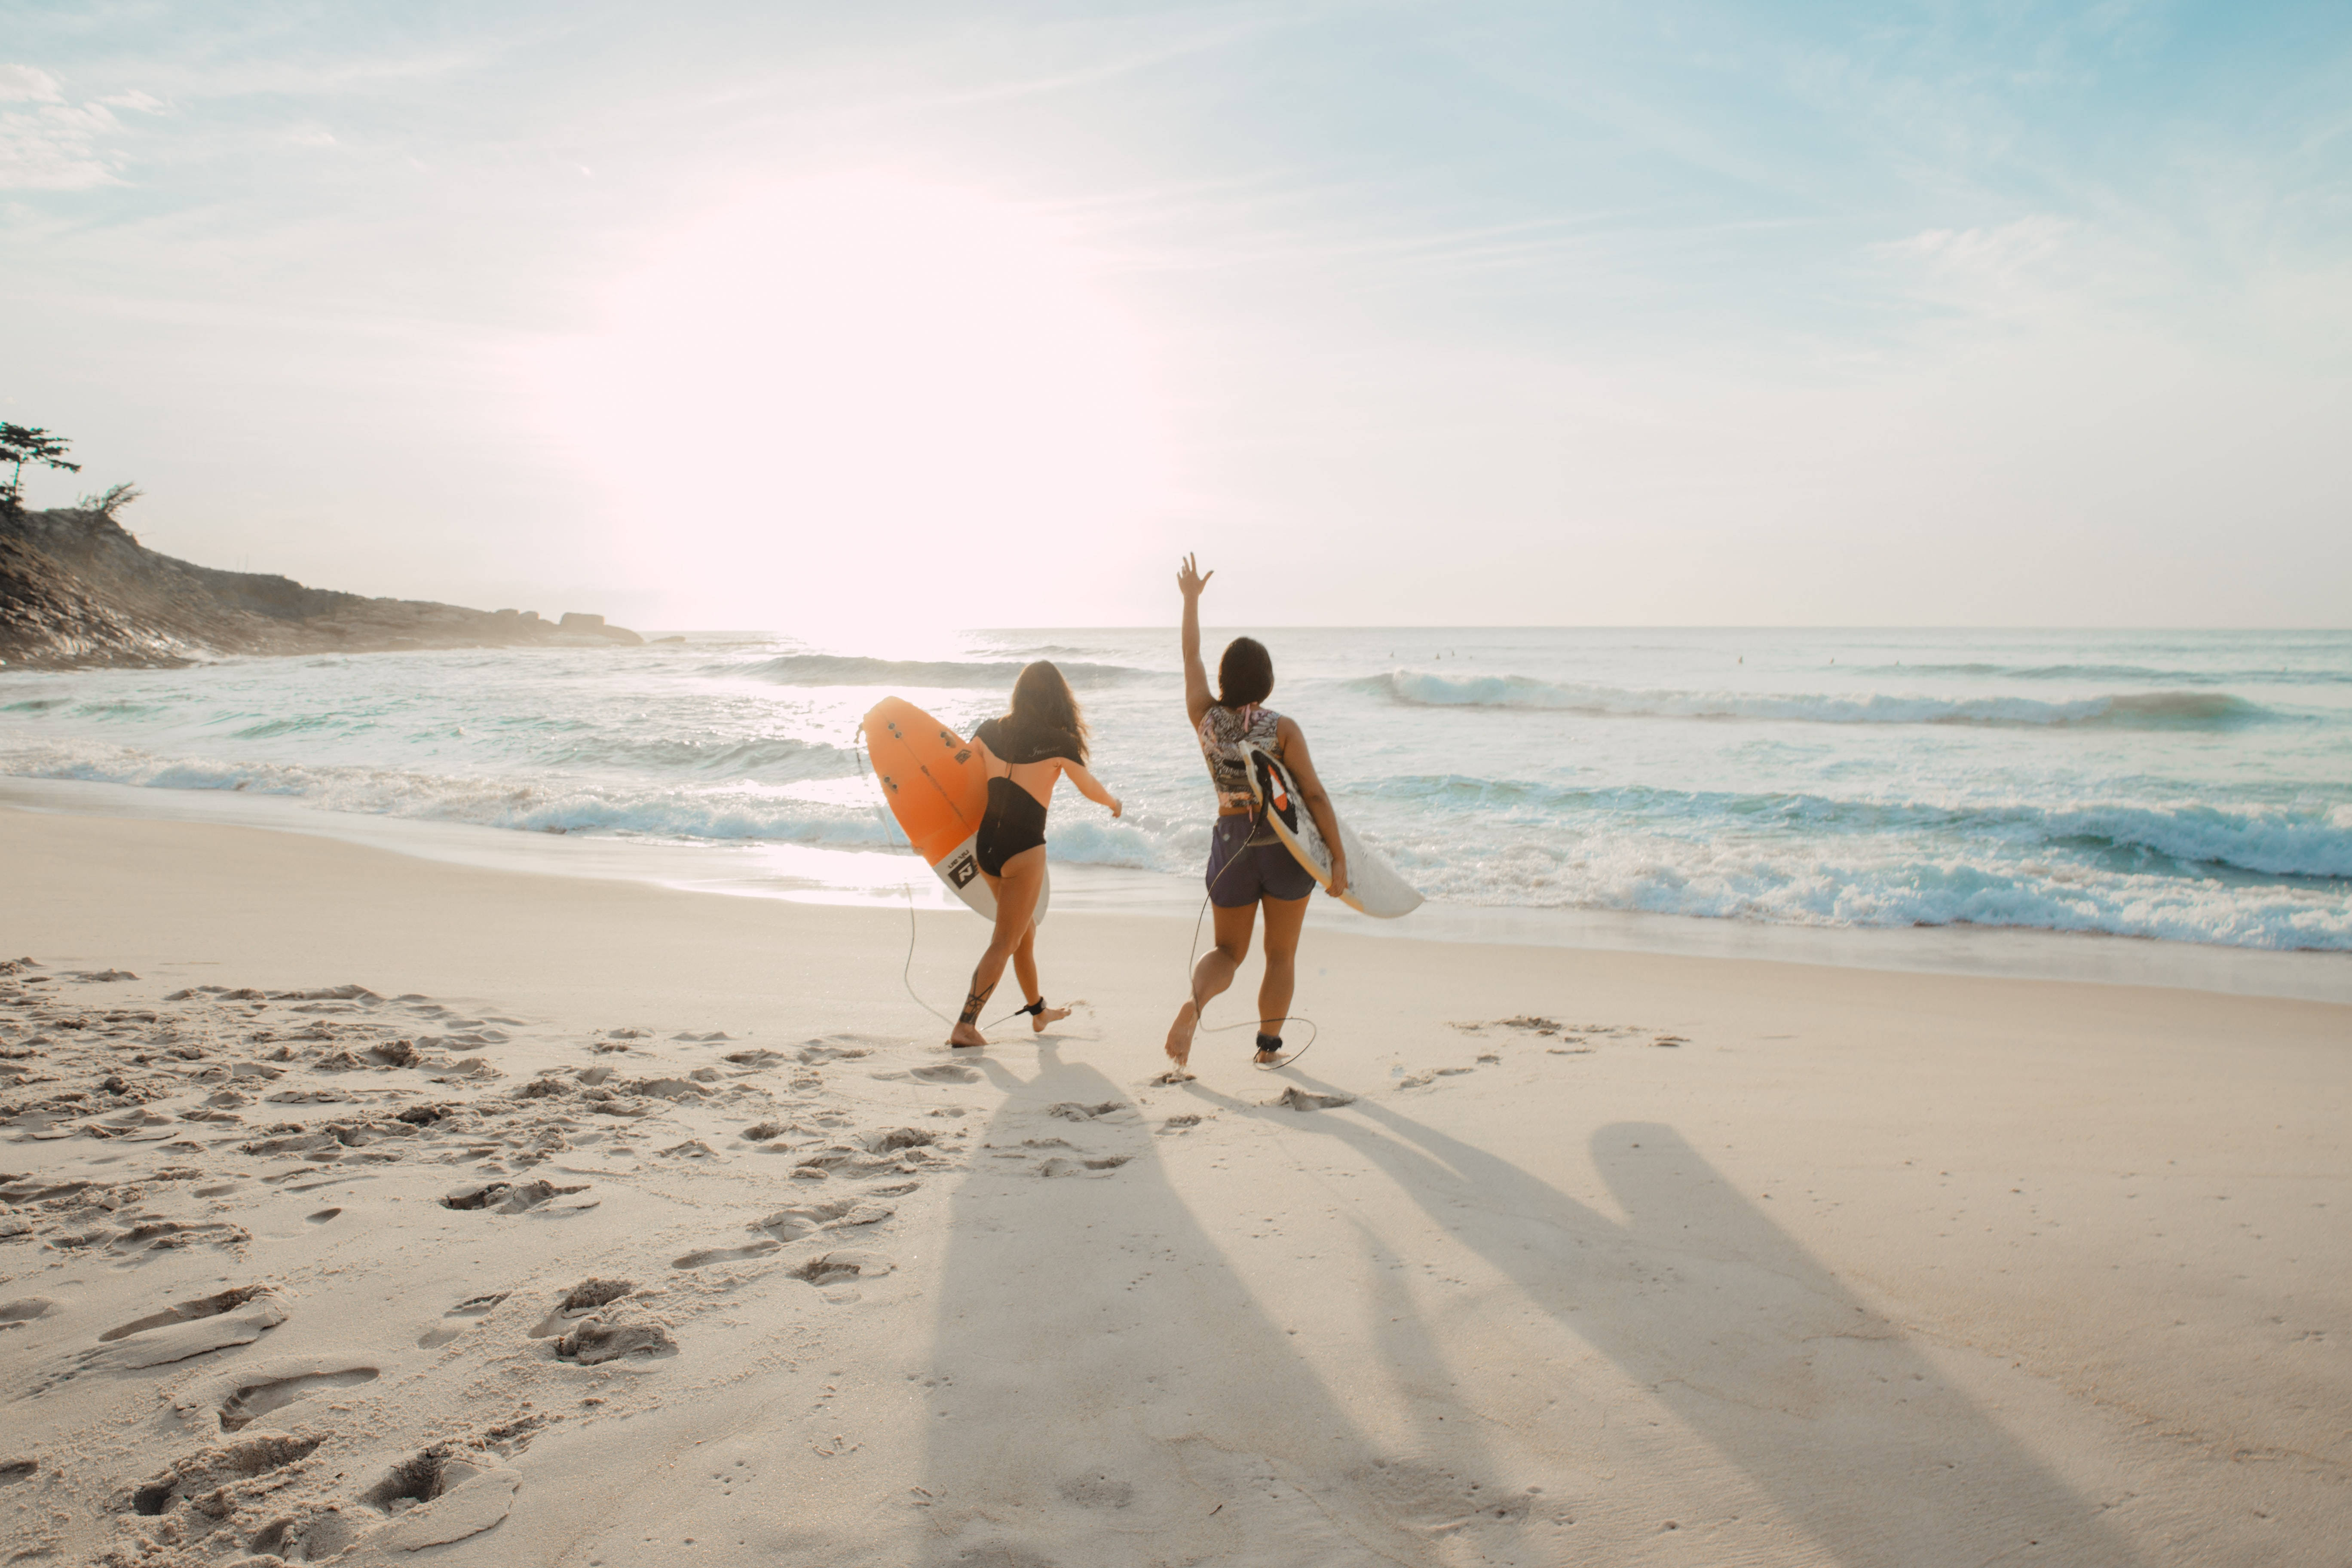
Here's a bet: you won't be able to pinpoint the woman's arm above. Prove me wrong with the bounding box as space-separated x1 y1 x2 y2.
1062 762 1123 818
1274 717 1349 899
1178 554 1214 727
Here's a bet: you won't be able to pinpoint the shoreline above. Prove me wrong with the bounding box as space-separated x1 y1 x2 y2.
3 800 2347 1565
6 774 2349 1005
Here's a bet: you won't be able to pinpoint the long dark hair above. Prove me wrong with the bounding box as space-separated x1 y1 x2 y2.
1004 660 1088 763
1217 637 1274 709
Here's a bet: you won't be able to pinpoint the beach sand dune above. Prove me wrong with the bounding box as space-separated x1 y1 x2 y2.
3 808 2346 1565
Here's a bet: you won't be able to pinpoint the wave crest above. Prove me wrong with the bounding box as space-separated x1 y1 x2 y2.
739 654 1143 689
1368 671 2272 729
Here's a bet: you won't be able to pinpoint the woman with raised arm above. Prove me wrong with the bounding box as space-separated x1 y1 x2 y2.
1164 555 1349 1069
949 661 1123 1049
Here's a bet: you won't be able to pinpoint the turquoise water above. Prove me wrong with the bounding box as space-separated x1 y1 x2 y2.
3 627 2348 950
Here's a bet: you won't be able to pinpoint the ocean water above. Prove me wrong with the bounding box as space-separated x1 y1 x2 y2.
3 627 2349 953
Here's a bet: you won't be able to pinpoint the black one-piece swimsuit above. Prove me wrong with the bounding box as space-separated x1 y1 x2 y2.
972 718 1074 876
975 776 1048 876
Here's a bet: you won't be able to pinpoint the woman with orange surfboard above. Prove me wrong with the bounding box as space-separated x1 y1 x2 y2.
1164 554 1349 1070
949 661 1124 1049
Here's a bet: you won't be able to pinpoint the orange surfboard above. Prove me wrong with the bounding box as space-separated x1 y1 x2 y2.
860 696 1049 923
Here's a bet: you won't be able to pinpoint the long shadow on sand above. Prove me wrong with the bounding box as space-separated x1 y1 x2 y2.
916 1043 1508 1567
1176 1066 2138 1566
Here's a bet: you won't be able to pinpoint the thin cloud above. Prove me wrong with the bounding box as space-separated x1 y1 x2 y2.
0 61 166 190
0 95 125 190
0 63 65 102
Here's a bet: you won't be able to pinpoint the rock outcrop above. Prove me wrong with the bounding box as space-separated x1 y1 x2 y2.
0 507 644 668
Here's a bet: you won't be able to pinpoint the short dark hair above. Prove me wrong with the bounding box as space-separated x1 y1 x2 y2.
1217 637 1274 709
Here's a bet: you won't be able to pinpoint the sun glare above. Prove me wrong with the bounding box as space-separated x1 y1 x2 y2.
530 175 1172 634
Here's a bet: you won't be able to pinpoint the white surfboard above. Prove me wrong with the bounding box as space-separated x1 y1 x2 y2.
1240 740 1422 919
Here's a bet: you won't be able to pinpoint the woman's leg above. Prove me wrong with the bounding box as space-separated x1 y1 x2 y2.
948 850 1048 1047
1011 922 1073 1032
1164 900 1257 1069
1254 894 1310 1062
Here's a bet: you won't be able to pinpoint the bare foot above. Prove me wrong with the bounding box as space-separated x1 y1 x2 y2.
948 1023 988 1049
1254 1048 1282 1066
1030 1004 1074 1033
1164 1001 1198 1068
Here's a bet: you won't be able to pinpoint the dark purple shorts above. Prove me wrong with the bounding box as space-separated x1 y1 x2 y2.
1207 815 1315 907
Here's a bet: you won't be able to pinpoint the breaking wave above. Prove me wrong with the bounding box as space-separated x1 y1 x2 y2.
1369 671 2273 729
0 739 899 847
1359 777 2352 882
1869 661 2352 686
738 654 1145 689
5 626 2346 955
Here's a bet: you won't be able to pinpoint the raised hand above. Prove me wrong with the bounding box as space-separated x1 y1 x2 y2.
1176 554 1213 599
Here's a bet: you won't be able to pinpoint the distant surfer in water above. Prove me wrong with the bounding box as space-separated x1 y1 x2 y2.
949 661 1124 1049
1166 555 1349 1069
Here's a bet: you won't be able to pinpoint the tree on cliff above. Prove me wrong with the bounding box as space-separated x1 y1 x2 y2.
77 481 144 518
0 423 83 516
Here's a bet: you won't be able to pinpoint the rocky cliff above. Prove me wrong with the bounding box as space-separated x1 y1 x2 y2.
0 508 644 668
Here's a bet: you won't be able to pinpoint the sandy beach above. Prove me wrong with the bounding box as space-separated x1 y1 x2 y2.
3 802 2346 1566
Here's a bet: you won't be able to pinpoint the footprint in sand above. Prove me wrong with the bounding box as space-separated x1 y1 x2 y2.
219 1368 380 1431
551 1303 676 1364
0 1297 60 1327
419 1292 509 1348
906 1064 980 1084
1036 1156 1131 1178
439 1179 590 1215
98 1285 276 1345
785 1250 891 1288
1268 1087 1355 1111
754 1200 894 1240
528 1279 634 1337
129 1433 324 1519
1046 1100 1127 1121
355 1444 524 1549
671 1240 782 1270
107 1218 252 1258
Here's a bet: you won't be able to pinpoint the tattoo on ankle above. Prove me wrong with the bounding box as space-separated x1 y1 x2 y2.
958 984 995 1025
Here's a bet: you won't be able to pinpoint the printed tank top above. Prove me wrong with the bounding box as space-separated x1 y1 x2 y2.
1197 703 1282 812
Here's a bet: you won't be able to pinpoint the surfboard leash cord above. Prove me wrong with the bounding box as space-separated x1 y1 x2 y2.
1185 831 1320 1073
854 733 1088 1034
860 729 1320 1060
852 735 957 1029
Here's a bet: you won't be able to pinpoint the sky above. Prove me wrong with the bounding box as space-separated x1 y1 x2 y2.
4 1 2349 634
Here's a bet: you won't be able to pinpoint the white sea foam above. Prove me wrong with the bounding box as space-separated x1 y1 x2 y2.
4 627 2347 951
1372 671 2274 728
1 739 896 848
741 653 1144 688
